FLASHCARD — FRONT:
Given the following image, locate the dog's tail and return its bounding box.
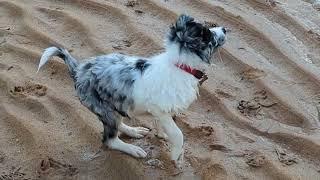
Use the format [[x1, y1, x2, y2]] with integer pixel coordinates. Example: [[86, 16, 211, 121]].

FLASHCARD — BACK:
[[37, 47, 79, 80]]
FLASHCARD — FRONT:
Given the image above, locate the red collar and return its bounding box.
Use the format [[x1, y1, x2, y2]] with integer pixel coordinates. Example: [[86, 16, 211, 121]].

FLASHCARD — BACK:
[[175, 64, 204, 80]]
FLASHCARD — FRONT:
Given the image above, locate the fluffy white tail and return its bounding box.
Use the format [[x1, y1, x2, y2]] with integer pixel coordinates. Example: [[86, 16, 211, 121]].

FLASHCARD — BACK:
[[37, 46, 78, 79], [37, 47, 61, 73]]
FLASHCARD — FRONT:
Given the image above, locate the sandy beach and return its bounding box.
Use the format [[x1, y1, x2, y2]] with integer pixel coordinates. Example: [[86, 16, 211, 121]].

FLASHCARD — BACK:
[[1, 0, 320, 179]]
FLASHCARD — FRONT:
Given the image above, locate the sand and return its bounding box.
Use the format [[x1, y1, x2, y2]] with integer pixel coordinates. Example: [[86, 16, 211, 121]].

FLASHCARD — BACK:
[[1, 0, 320, 179]]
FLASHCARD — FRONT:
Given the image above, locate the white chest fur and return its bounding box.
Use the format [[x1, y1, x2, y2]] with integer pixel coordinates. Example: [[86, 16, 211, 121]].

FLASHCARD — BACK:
[[132, 55, 199, 114]]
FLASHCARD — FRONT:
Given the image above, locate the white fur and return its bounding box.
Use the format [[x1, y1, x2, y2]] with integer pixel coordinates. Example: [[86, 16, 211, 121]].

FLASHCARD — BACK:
[[153, 119, 169, 140], [107, 137, 147, 158], [119, 122, 149, 138], [210, 27, 226, 46], [37, 47, 61, 73], [152, 111, 184, 168], [132, 43, 200, 114]]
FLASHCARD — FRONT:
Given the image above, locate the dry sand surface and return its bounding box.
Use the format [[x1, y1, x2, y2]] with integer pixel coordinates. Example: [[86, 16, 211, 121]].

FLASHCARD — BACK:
[[1, 0, 320, 179]]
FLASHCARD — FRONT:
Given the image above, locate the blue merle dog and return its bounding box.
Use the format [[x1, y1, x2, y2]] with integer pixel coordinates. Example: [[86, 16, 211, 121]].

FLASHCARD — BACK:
[[37, 14, 226, 168]]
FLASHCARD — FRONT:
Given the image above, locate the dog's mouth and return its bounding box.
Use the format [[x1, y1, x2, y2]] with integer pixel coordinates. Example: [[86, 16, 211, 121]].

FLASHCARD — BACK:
[[214, 35, 226, 48], [217, 38, 226, 47]]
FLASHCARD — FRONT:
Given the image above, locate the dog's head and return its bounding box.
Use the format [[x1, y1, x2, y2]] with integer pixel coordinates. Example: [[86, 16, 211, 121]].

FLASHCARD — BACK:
[[168, 14, 226, 64]]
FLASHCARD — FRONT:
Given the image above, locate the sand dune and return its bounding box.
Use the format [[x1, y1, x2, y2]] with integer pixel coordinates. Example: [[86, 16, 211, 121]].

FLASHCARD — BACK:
[[1, 0, 320, 179]]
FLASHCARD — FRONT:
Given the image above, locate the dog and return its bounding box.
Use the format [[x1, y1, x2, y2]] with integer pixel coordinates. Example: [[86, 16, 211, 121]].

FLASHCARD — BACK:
[[37, 14, 226, 168]]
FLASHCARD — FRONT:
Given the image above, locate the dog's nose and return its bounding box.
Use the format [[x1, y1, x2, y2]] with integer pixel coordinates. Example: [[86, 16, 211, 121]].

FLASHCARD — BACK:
[[222, 27, 226, 34]]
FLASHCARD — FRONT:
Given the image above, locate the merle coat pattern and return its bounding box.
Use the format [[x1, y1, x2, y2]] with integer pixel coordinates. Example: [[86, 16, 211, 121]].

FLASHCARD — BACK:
[[75, 54, 150, 142]]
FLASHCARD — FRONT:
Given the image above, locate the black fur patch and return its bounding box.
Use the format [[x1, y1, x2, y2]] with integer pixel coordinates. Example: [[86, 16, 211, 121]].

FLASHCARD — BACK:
[[135, 59, 150, 73], [168, 14, 218, 63], [57, 47, 66, 59], [124, 79, 135, 87], [83, 62, 93, 70], [118, 95, 127, 102], [57, 53, 66, 59]]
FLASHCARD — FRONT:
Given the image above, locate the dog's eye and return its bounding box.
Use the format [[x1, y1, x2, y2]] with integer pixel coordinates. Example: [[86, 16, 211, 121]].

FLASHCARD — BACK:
[[202, 28, 212, 43]]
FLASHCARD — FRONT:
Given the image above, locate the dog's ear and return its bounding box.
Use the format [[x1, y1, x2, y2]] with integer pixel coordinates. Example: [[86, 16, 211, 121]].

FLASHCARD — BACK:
[[168, 14, 211, 51], [168, 14, 196, 44], [175, 14, 194, 31]]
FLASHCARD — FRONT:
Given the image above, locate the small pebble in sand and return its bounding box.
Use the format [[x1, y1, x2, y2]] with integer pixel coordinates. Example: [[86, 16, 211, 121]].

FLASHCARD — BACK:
[[134, 10, 144, 14], [7, 66, 14, 71], [209, 144, 230, 152]]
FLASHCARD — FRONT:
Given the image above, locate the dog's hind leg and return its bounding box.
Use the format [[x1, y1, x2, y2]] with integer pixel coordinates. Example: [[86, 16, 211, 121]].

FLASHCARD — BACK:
[[107, 136, 147, 158], [99, 112, 147, 158], [119, 122, 150, 138]]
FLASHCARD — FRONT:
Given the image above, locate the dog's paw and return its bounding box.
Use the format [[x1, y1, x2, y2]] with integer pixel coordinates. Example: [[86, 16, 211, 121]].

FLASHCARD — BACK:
[[171, 147, 184, 170], [130, 127, 150, 138], [107, 137, 147, 158], [121, 125, 150, 139], [172, 151, 184, 171], [126, 144, 148, 158], [155, 131, 168, 140]]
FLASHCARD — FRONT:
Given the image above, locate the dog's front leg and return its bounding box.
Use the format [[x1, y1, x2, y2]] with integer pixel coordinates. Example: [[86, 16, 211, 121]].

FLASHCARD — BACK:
[[153, 112, 184, 169], [119, 122, 150, 138], [153, 119, 168, 140]]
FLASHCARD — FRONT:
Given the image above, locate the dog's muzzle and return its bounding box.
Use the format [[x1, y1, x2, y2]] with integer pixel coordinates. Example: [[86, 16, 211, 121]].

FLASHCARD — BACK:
[[210, 27, 227, 46]]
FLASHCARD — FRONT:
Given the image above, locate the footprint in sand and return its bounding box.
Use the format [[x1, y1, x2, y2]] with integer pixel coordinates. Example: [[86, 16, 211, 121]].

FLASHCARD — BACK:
[[10, 82, 47, 97], [38, 157, 78, 178]]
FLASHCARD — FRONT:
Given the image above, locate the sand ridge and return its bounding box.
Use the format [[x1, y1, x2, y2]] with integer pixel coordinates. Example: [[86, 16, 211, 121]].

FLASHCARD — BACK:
[[0, 0, 320, 179]]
